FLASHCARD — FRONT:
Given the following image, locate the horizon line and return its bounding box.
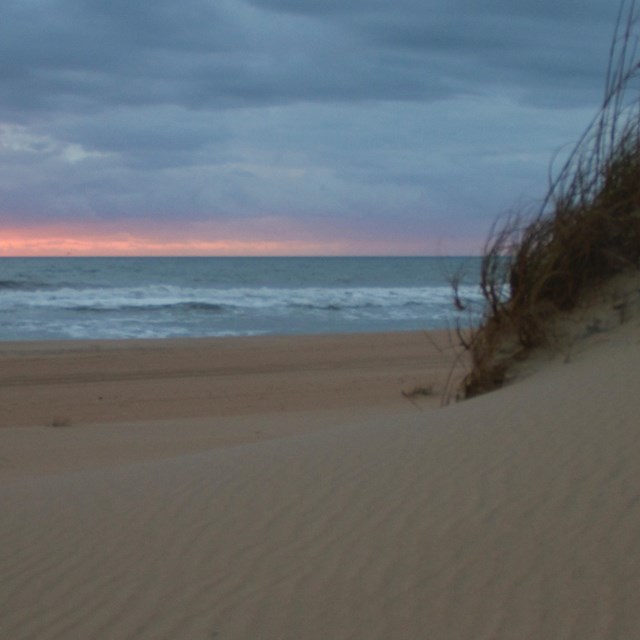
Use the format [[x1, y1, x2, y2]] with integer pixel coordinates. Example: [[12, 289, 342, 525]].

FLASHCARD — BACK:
[[0, 253, 481, 259]]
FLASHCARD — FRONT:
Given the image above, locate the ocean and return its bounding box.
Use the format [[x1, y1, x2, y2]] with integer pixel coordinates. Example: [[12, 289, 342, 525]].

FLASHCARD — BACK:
[[0, 257, 483, 341]]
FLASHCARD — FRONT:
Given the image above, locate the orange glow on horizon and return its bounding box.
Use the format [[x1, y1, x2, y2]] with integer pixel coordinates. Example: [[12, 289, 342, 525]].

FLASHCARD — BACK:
[[0, 221, 480, 257], [0, 227, 341, 257], [0, 223, 395, 257]]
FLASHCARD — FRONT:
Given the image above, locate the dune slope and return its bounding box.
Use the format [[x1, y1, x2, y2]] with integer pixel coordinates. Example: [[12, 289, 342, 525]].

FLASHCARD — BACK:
[[1, 318, 639, 639]]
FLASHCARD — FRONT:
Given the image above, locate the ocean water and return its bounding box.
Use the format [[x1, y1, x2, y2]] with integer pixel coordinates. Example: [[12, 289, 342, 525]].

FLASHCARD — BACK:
[[0, 257, 483, 341]]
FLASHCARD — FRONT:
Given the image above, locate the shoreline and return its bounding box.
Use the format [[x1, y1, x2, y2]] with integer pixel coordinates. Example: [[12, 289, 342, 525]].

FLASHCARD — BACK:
[[0, 327, 451, 349]]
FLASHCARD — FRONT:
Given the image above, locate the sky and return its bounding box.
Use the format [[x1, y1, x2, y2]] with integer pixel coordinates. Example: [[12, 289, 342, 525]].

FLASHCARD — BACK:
[[0, 0, 628, 256]]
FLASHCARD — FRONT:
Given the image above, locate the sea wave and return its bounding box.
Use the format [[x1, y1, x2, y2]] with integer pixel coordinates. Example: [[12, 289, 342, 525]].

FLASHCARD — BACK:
[[0, 278, 52, 291], [71, 301, 228, 314], [0, 257, 484, 340], [2, 284, 482, 313]]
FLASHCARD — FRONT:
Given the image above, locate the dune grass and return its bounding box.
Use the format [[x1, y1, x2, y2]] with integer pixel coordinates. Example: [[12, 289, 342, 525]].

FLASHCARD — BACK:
[[459, 0, 640, 397]]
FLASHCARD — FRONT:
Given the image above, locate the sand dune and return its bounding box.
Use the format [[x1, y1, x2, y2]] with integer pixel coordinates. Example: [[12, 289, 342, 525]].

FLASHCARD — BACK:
[[1, 317, 639, 639]]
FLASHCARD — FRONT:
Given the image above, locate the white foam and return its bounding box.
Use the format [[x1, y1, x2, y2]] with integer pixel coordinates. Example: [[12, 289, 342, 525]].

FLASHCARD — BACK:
[[2, 284, 482, 312]]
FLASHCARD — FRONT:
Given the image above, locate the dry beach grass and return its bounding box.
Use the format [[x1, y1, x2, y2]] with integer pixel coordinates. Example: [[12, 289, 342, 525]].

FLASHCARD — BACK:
[[459, 0, 640, 396]]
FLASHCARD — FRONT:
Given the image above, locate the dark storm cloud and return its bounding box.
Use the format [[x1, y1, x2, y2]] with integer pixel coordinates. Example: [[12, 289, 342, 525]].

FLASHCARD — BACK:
[[0, 0, 628, 251], [0, 0, 618, 117], [249, 0, 617, 107], [1, 0, 252, 114]]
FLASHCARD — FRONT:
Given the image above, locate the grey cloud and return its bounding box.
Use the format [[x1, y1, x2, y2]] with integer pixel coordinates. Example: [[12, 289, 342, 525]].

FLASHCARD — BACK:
[[250, 0, 618, 105], [1, 0, 262, 115], [48, 107, 231, 168], [1, 0, 619, 120], [0, 0, 627, 252]]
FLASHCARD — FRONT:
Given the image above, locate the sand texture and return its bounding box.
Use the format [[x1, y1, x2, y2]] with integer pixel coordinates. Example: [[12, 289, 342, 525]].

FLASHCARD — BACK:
[[1, 319, 639, 639]]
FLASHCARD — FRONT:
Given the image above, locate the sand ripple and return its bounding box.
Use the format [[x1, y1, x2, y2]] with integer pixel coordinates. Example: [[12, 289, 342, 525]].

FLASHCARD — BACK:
[[1, 325, 640, 638]]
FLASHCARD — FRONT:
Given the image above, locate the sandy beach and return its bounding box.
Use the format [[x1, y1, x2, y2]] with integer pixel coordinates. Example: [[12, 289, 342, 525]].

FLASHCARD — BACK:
[[1, 318, 639, 638], [0, 331, 458, 476]]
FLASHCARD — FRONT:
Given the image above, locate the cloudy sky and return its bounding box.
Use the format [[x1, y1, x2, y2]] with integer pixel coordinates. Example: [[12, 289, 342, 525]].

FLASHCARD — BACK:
[[0, 0, 626, 255]]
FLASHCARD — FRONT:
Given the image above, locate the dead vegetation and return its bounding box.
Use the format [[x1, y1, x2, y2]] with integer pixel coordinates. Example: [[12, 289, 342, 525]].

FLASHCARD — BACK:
[[458, 0, 640, 397]]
